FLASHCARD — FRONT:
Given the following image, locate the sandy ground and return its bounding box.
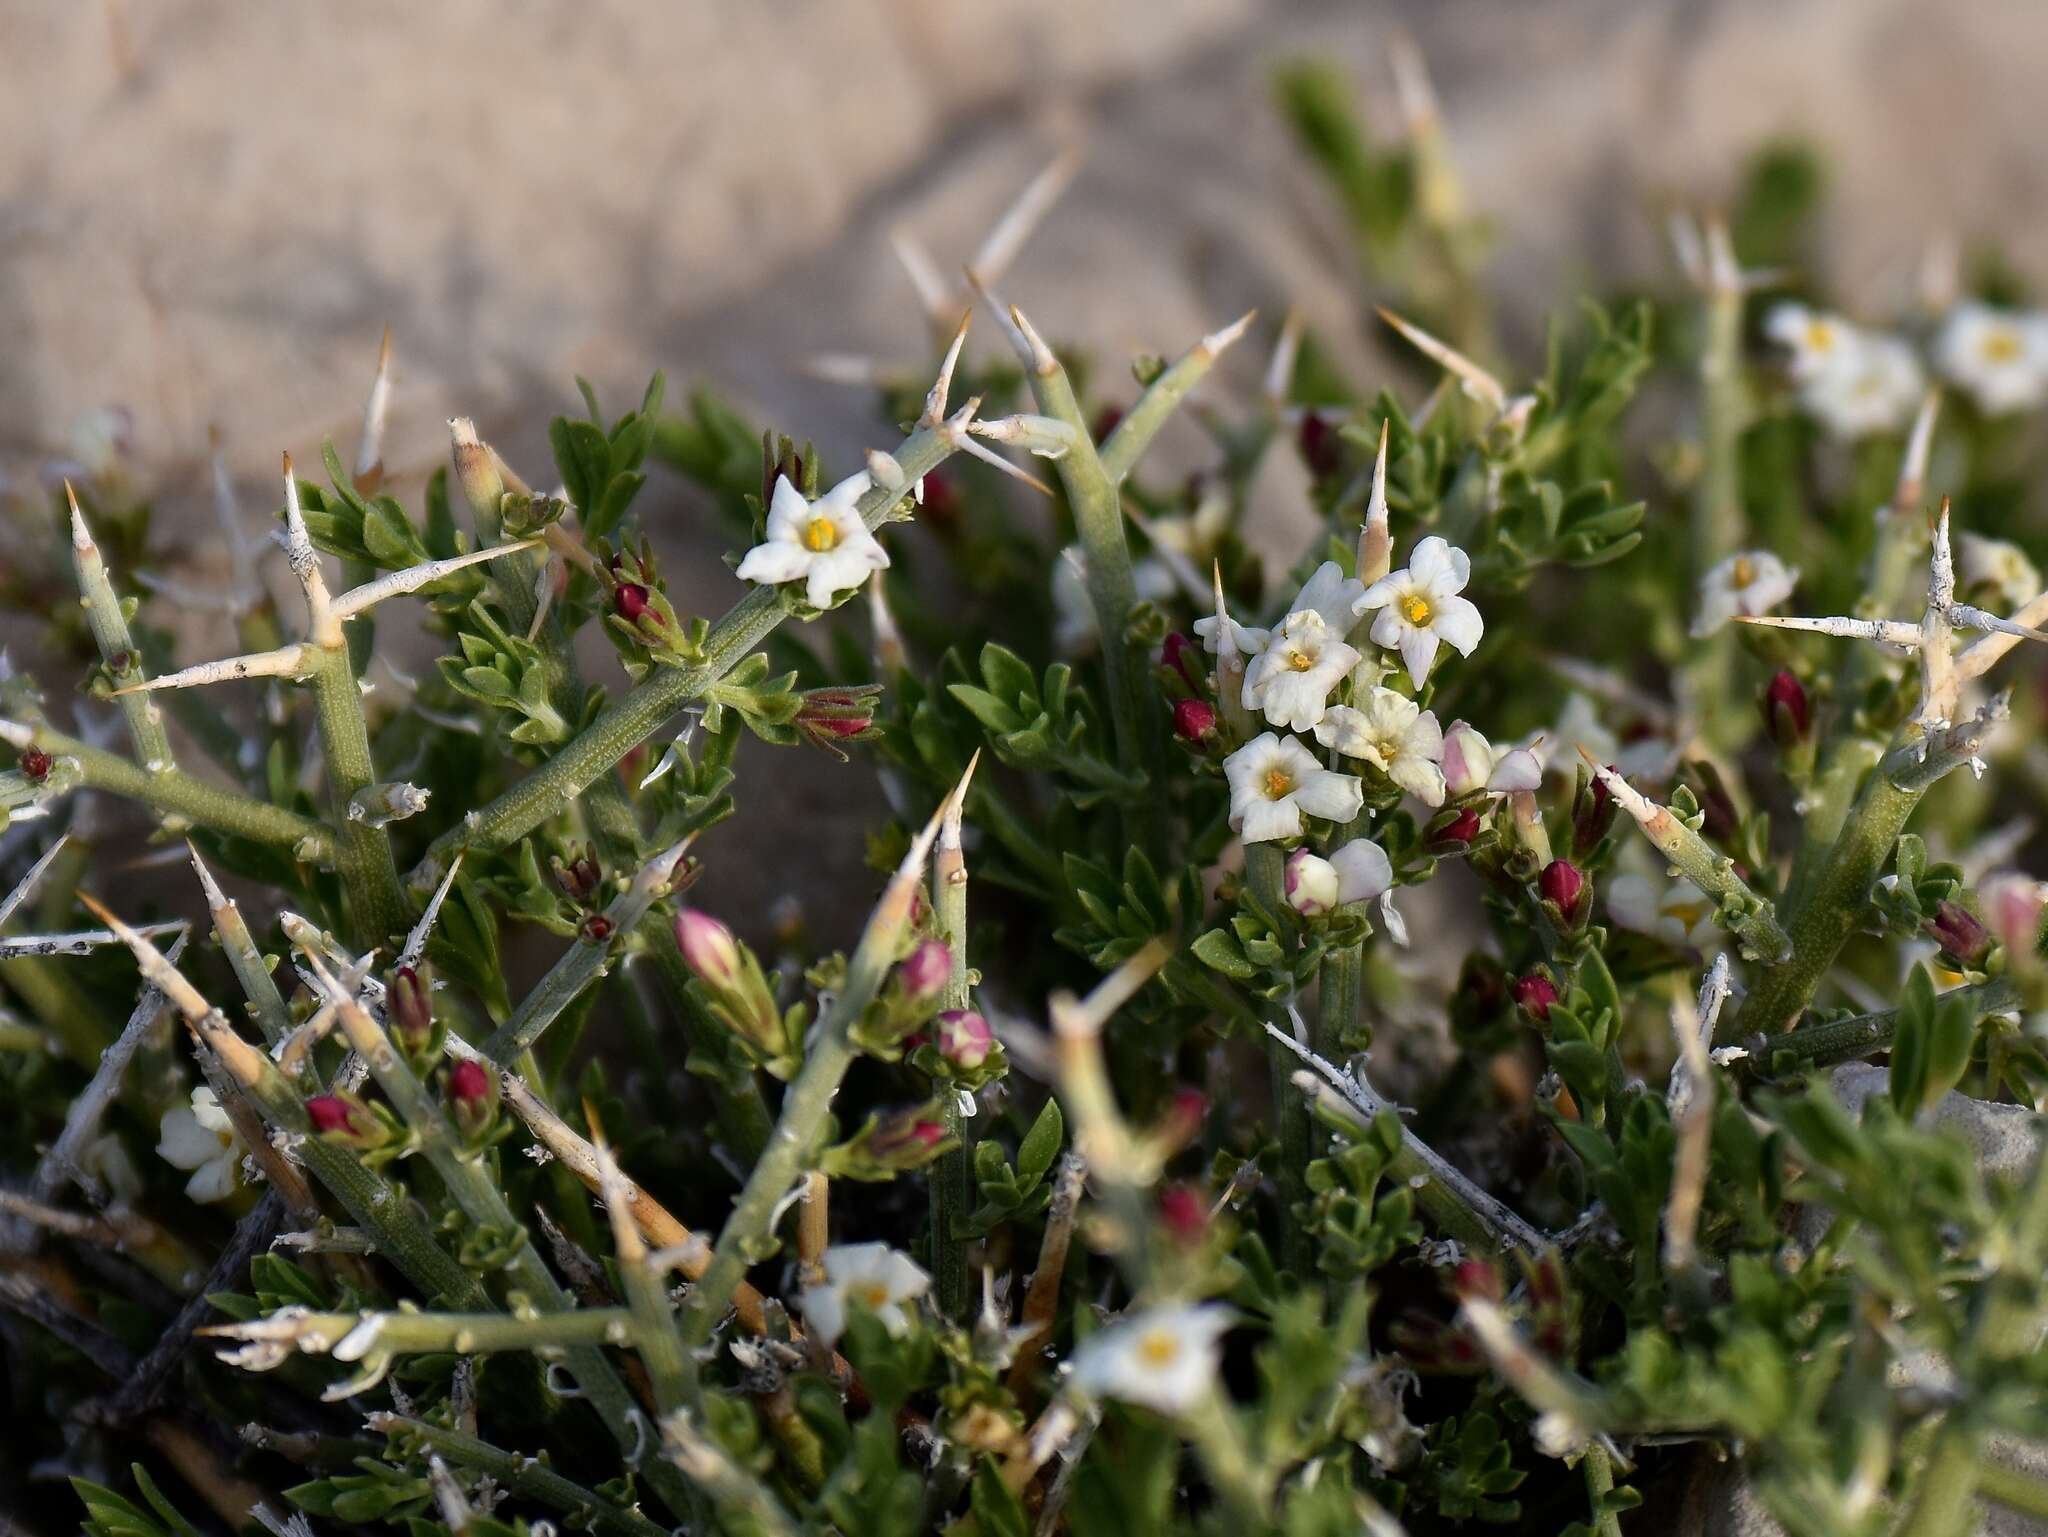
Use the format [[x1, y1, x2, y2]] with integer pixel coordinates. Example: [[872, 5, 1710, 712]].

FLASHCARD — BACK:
[[4, 0, 2047, 928]]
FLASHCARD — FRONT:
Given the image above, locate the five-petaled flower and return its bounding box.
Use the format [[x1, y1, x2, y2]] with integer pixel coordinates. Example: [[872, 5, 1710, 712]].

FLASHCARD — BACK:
[[1692, 550, 1797, 637], [736, 472, 890, 610], [800, 1242, 930, 1347], [1068, 1302, 1235, 1415], [157, 1085, 245, 1204], [1242, 611, 1361, 732], [1355, 536, 1483, 687], [1315, 687, 1448, 806], [1223, 732, 1364, 844]]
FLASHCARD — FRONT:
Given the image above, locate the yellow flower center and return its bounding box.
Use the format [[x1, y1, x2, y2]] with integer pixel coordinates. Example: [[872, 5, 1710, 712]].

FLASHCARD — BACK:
[[1665, 900, 1710, 929], [1982, 329, 2023, 364], [1137, 1329, 1183, 1368], [1286, 647, 1315, 672], [1262, 767, 1295, 801], [853, 1280, 892, 1310], [1730, 557, 1755, 589], [1400, 592, 1434, 626], [802, 515, 840, 553], [1804, 318, 1835, 351], [1376, 735, 1405, 763]]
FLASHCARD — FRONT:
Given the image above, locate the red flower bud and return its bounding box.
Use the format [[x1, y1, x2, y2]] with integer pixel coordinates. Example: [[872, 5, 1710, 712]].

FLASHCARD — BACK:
[[1173, 697, 1218, 746], [306, 1095, 362, 1137], [1925, 900, 1992, 969], [1158, 1183, 1208, 1243], [579, 913, 615, 944], [1761, 669, 1810, 747], [1428, 804, 1484, 853], [898, 939, 953, 1003], [1161, 631, 1203, 690], [1092, 405, 1125, 443], [388, 964, 433, 1047], [20, 746, 51, 783], [1452, 1258, 1504, 1302], [1512, 973, 1560, 1021], [1539, 859, 1588, 924], [447, 1058, 493, 1105], [615, 582, 653, 623], [1297, 411, 1343, 481], [1570, 767, 1618, 860]]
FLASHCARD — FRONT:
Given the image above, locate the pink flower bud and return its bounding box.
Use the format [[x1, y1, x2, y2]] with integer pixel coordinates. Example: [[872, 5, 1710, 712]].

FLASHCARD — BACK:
[[1158, 1183, 1208, 1243], [937, 1009, 993, 1069], [20, 746, 51, 783], [1428, 804, 1483, 853], [1453, 1257, 1504, 1302], [306, 1095, 363, 1137], [1981, 874, 2048, 958], [674, 909, 741, 987], [388, 964, 433, 1047], [615, 582, 654, 623], [898, 939, 953, 1003], [1512, 973, 1559, 1021], [1162, 631, 1203, 689], [1297, 410, 1342, 481], [1571, 767, 1618, 859], [1924, 901, 1992, 968], [447, 1059, 493, 1105], [1173, 697, 1218, 746], [1761, 669, 1811, 747]]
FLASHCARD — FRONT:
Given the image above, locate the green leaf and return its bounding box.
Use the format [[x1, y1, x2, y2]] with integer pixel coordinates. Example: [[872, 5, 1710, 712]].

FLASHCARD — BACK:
[[1016, 1096, 1064, 1188], [1192, 927, 1256, 981], [550, 417, 613, 515]]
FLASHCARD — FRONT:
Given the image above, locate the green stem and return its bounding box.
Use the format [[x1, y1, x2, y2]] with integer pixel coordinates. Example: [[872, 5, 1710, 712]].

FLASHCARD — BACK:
[[1582, 1442, 1624, 1537], [1738, 980, 2015, 1078], [406, 422, 959, 887], [1977, 1460, 2048, 1522], [929, 818, 972, 1321], [1246, 845, 1311, 1278], [1318, 942, 1362, 1059], [17, 722, 330, 856], [307, 645, 410, 948], [71, 514, 178, 775], [1731, 770, 1920, 1042], [369, 1414, 668, 1537]]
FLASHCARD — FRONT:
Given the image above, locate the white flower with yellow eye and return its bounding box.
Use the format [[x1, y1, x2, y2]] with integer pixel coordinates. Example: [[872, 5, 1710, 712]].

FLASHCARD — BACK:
[[1606, 872, 1717, 949], [1765, 303, 1855, 384], [1355, 537, 1482, 687], [1935, 301, 2048, 415], [1315, 688, 1446, 806], [1069, 1303, 1234, 1415], [736, 472, 889, 610], [1800, 331, 1924, 439], [1223, 733, 1364, 844], [1957, 533, 2041, 611], [1243, 611, 1362, 732], [1692, 550, 1798, 637], [800, 1242, 929, 1348], [157, 1086, 245, 1204]]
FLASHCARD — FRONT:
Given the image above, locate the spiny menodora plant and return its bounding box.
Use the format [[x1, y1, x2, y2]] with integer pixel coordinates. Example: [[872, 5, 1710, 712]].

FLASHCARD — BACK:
[[9, 44, 2048, 1537]]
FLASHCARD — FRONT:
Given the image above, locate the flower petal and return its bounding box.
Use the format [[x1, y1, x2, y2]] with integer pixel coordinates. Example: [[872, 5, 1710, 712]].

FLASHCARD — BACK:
[[736, 542, 809, 586], [1292, 767, 1364, 824], [1397, 627, 1440, 688], [1407, 536, 1469, 593], [1431, 595, 1483, 656], [1330, 839, 1392, 904], [766, 475, 812, 538], [1239, 796, 1302, 844]]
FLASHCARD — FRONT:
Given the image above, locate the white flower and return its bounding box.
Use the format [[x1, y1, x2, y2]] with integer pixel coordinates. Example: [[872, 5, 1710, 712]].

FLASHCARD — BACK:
[[1957, 533, 2041, 610], [1548, 695, 1675, 781], [1764, 303, 1856, 385], [1053, 545, 1178, 655], [1330, 837, 1407, 945], [1692, 550, 1798, 637], [1355, 537, 1483, 687], [1069, 1303, 1234, 1415], [1440, 720, 1543, 798], [1606, 873, 1717, 949], [735, 472, 889, 610], [1223, 733, 1364, 844], [800, 1242, 930, 1347], [1243, 611, 1362, 732], [1935, 301, 2048, 415], [157, 1086, 245, 1204], [1798, 330, 1924, 439], [81, 1133, 143, 1203], [1315, 688, 1446, 806], [1192, 559, 1360, 662], [1285, 848, 1341, 916]]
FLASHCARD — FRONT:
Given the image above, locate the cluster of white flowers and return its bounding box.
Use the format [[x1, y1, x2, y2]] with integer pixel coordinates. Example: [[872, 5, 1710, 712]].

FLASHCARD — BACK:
[[1767, 299, 2048, 436]]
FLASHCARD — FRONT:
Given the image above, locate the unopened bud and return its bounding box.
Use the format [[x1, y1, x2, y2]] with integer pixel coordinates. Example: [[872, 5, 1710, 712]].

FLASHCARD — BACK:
[[615, 582, 655, 624], [898, 939, 953, 1004], [306, 1094, 368, 1139], [20, 746, 51, 783], [674, 909, 741, 987], [1981, 874, 2048, 958], [449, 418, 506, 520], [1761, 669, 1811, 747], [1440, 721, 1494, 800], [937, 1008, 993, 1070], [1285, 848, 1341, 916], [1427, 804, 1483, 854], [1297, 410, 1343, 481], [1173, 697, 1219, 747], [1158, 1183, 1208, 1243], [551, 848, 604, 906], [1570, 765, 1619, 860], [387, 964, 434, 1048], [1512, 973, 1559, 1022], [1924, 901, 1992, 969], [1539, 859, 1588, 926], [1452, 1257, 1504, 1302], [446, 1058, 497, 1135]]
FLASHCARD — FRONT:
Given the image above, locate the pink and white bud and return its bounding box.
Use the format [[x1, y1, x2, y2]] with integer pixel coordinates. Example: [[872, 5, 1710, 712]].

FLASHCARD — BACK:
[[1981, 874, 2048, 958], [936, 1009, 994, 1070], [1440, 721, 1494, 799], [1285, 848, 1342, 916], [898, 939, 954, 1003], [674, 909, 742, 988], [1487, 746, 1544, 794]]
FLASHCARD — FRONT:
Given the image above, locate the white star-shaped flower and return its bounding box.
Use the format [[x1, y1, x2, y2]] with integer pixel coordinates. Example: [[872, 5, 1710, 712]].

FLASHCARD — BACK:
[[157, 1085, 245, 1204], [1958, 533, 2042, 611], [1223, 732, 1364, 844], [1243, 611, 1362, 732], [1069, 1303, 1234, 1415], [1692, 550, 1798, 637], [736, 472, 889, 610], [1935, 301, 2048, 415], [1355, 537, 1483, 687], [1315, 687, 1446, 806], [799, 1242, 930, 1347], [1764, 303, 1855, 384], [1801, 331, 1925, 440]]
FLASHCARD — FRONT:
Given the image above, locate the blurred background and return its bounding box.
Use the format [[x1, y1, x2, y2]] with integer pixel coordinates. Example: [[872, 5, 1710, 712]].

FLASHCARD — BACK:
[[3, 0, 2046, 923]]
